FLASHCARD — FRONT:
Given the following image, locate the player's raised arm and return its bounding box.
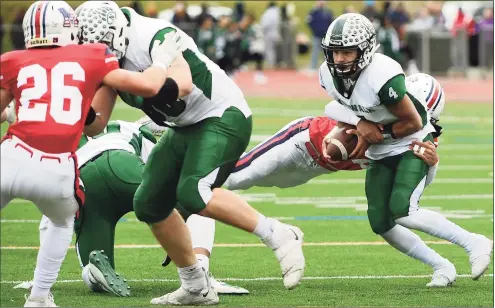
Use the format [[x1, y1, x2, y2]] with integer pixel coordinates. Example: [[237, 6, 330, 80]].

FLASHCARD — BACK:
[[102, 31, 183, 97]]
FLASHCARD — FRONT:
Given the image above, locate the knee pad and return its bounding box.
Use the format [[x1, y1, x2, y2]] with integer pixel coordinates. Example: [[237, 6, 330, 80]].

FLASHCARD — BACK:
[[133, 193, 173, 224]]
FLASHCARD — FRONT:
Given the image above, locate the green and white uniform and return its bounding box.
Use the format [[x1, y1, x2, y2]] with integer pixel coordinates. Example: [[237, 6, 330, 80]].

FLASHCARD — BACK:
[[117, 8, 253, 223], [319, 53, 435, 160], [74, 121, 156, 268], [319, 53, 436, 235], [118, 7, 251, 126]]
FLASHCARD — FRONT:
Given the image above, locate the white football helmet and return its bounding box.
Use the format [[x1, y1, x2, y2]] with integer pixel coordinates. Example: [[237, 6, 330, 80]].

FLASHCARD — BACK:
[[22, 1, 79, 49], [406, 73, 446, 124], [76, 1, 129, 59], [321, 13, 380, 79]]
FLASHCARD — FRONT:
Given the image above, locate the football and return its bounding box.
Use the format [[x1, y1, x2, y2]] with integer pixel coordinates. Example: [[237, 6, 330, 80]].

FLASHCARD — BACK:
[[325, 124, 359, 161]]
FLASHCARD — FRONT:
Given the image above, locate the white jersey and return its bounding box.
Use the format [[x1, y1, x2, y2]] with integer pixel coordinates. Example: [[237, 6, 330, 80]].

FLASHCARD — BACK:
[[119, 7, 251, 127], [76, 121, 156, 167], [319, 53, 435, 160]]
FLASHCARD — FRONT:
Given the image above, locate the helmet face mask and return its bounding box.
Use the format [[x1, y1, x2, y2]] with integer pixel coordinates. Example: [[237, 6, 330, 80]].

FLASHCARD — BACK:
[[76, 1, 129, 59], [322, 13, 379, 80]]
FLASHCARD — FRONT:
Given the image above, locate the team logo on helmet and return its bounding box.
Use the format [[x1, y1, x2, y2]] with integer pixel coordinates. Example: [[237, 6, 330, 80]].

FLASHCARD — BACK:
[[58, 7, 78, 28], [106, 11, 116, 25]]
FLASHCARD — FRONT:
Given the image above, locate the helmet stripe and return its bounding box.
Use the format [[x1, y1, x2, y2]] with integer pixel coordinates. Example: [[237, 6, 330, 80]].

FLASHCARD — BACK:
[[33, 2, 46, 38], [430, 89, 443, 114], [41, 2, 49, 38], [331, 15, 348, 38], [28, 3, 36, 39], [427, 78, 440, 108], [424, 76, 435, 103]]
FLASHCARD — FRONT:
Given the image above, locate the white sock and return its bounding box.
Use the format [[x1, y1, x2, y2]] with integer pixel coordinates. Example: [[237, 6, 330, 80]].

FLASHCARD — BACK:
[[178, 262, 207, 294], [396, 209, 474, 252], [30, 218, 74, 298], [186, 214, 215, 254], [381, 224, 449, 271], [252, 213, 275, 240], [196, 254, 210, 273]]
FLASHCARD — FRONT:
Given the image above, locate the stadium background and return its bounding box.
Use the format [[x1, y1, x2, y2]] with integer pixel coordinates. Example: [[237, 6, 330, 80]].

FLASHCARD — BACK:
[[0, 1, 493, 307]]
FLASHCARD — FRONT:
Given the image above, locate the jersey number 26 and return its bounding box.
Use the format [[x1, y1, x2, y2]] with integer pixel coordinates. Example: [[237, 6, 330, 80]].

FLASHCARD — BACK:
[[17, 62, 85, 125]]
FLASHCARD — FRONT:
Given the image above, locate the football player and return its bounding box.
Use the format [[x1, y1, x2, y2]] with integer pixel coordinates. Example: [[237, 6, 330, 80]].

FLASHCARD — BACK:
[[12, 118, 247, 296], [76, 1, 304, 305], [319, 13, 492, 287], [0, 1, 182, 306], [225, 73, 442, 191]]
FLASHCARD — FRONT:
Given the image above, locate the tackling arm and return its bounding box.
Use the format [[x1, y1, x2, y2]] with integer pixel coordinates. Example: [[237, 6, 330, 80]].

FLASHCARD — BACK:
[[103, 67, 169, 98], [324, 100, 361, 126], [84, 85, 117, 137]]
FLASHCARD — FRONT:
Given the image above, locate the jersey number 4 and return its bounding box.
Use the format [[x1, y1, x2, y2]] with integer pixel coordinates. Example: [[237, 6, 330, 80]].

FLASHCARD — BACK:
[[17, 63, 85, 125]]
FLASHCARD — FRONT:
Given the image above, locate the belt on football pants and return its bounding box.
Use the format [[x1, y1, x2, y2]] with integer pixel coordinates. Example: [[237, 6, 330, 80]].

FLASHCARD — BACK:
[[79, 150, 110, 170]]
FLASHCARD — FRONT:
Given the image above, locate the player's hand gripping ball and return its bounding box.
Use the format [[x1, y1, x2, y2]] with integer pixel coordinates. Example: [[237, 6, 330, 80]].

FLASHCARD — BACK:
[[324, 123, 358, 161]]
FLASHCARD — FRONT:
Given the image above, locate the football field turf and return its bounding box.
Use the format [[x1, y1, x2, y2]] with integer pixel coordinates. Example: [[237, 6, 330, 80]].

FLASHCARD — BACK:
[[1, 98, 493, 307]]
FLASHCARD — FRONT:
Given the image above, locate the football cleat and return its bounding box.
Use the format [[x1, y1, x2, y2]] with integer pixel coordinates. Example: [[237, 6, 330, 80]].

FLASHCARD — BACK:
[[24, 292, 57, 307], [210, 274, 249, 295], [426, 262, 456, 288], [262, 220, 305, 289], [150, 271, 218, 306], [87, 250, 131, 297], [468, 235, 493, 280]]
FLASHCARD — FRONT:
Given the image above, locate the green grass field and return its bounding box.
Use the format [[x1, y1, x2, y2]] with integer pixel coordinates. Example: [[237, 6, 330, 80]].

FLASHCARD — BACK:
[[1, 98, 493, 307]]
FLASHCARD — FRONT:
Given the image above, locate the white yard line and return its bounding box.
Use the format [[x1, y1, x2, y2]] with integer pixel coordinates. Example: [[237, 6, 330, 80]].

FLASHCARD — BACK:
[[308, 178, 493, 184], [0, 240, 460, 250], [2, 273, 492, 284]]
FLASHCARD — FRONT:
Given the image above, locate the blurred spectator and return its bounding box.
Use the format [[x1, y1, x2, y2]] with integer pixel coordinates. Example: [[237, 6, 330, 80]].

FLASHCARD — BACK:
[[239, 13, 267, 84], [361, 0, 381, 28], [215, 16, 231, 70], [11, 8, 26, 50], [196, 15, 216, 60], [232, 1, 245, 22], [260, 2, 281, 67], [377, 14, 401, 63], [479, 7, 494, 29], [196, 3, 214, 27], [407, 6, 435, 31], [172, 2, 195, 38], [130, 1, 145, 16], [306, 0, 333, 71], [388, 2, 410, 33], [146, 1, 158, 18], [279, 3, 297, 69]]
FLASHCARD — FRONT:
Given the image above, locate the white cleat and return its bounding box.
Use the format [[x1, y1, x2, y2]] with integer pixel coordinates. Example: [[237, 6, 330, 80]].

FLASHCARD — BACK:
[[426, 262, 456, 288], [24, 292, 57, 307], [263, 221, 305, 289], [468, 235, 493, 280], [210, 274, 249, 295], [150, 285, 219, 305]]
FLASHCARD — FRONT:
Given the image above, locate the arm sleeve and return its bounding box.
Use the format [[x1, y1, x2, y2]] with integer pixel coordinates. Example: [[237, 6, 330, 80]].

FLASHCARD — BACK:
[[378, 74, 407, 106], [324, 100, 361, 126], [425, 160, 439, 187]]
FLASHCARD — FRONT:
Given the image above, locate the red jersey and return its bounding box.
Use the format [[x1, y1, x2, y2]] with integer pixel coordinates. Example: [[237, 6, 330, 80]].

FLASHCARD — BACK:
[[0, 44, 119, 153], [306, 116, 369, 171]]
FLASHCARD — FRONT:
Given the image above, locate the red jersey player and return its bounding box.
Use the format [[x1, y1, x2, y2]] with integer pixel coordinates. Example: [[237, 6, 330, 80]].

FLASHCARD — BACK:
[[0, 1, 182, 306]]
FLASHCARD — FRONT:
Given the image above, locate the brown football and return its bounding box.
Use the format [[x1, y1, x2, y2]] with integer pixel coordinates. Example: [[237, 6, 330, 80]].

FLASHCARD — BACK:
[[325, 124, 358, 161]]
